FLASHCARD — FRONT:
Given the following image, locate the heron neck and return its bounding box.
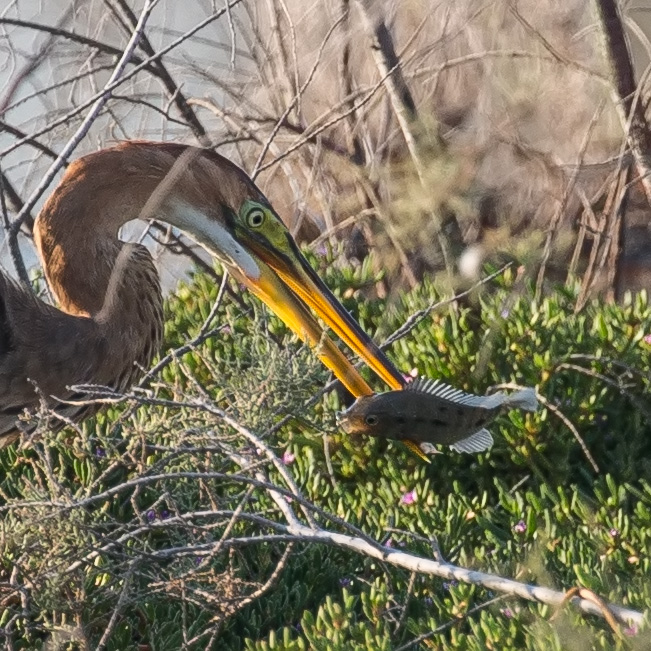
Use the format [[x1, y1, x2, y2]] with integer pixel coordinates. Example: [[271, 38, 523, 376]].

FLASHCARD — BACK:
[[34, 161, 164, 317], [32, 153, 166, 379]]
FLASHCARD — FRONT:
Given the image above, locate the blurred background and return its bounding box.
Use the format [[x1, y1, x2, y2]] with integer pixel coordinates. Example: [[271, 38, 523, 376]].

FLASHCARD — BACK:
[[1, 0, 650, 302]]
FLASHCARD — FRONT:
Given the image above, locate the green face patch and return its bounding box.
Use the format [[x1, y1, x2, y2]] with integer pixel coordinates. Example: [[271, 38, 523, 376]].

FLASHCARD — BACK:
[[238, 199, 292, 253]]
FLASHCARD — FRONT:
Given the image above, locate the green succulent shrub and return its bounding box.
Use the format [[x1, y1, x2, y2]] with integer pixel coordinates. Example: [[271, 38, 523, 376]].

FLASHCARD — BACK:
[[0, 254, 649, 650]]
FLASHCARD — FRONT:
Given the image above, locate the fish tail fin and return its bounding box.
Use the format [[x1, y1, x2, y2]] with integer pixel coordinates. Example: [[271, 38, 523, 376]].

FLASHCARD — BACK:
[[481, 387, 538, 412], [450, 428, 494, 454], [403, 439, 432, 463], [480, 392, 507, 409], [503, 387, 538, 412]]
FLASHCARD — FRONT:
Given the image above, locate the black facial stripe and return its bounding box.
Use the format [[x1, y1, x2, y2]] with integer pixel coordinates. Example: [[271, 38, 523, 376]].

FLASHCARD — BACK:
[[223, 205, 239, 230]]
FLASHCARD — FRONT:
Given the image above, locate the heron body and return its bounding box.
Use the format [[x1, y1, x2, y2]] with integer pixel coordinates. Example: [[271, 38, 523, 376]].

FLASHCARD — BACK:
[[0, 141, 406, 447]]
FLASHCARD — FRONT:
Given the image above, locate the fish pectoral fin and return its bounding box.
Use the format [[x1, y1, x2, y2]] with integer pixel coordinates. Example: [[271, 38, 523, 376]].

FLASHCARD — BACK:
[[402, 439, 432, 463], [449, 428, 494, 454], [419, 442, 442, 456]]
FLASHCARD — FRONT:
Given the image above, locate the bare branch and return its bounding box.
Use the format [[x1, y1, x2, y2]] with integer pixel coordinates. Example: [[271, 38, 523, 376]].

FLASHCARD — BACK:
[[0, 0, 243, 160], [103, 0, 210, 145], [7, 0, 161, 277], [595, 0, 651, 205]]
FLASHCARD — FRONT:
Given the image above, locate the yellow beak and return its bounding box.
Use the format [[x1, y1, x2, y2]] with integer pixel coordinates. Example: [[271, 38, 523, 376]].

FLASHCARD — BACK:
[[236, 235, 405, 398]]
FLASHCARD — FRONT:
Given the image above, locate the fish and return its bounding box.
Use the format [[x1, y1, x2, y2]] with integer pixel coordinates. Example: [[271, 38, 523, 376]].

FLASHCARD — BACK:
[[336, 377, 538, 459]]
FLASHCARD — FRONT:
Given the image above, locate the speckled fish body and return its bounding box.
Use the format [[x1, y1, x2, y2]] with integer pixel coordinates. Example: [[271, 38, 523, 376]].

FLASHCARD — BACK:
[[337, 378, 538, 455]]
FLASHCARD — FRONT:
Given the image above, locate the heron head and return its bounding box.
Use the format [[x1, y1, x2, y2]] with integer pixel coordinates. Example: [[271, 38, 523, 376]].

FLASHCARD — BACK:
[[149, 143, 403, 397]]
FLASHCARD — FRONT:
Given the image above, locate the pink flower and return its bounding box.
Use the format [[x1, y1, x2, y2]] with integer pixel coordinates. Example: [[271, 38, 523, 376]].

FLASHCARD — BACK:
[[403, 368, 419, 383], [609, 527, 619, 538], [401, 489, 417, 505], [501, 607, 514, 619], [513, 520, 526, 534], [623, 624, 638, 636], [282, 449, 295, 465], [644, 334, 651, 345]]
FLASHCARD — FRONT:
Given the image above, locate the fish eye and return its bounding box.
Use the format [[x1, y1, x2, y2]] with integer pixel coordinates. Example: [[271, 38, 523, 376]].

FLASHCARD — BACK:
[[246, 207, 266, 228], [365, 414, 379, 426]]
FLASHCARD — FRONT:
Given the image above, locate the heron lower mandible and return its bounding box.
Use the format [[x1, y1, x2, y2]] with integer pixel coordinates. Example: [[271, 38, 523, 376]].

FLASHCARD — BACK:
[[0, 141, 406, 446]]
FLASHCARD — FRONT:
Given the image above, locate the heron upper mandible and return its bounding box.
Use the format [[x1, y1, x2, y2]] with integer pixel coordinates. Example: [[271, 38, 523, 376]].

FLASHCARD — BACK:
[[0, 141, 406, 446]]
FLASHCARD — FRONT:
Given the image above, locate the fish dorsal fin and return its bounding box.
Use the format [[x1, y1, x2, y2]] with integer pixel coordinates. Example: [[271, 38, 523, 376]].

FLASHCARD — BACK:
[[450, 428, 494, 454], [407, 377, 487, 407]]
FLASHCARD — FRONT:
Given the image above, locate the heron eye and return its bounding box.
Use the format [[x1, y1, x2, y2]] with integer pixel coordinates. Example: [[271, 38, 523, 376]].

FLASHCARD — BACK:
[[365, 414, 379, 426], [246, 207, 266, 228]]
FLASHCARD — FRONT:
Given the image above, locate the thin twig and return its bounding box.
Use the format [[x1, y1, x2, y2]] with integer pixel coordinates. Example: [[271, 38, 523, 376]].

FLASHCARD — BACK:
[[536, 98, 607, 296], [517, 388, 599, 473], [0, 121, 59, 159], [7, 0, 160, 280], [394, 595, 509, 651], [0, 0, 243, 161], [382, 263, 511, 350], [95, 562, 135, 651], [251, 11, 346, 177], [103, 0, 210, 145]]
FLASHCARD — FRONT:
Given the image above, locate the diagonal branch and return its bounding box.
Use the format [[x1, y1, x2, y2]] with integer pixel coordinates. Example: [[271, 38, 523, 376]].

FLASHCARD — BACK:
[[6, 0, 160, 285], [270, 520, 644, 627], [0, 0, 243, 161], [103, 0, 210, 146]]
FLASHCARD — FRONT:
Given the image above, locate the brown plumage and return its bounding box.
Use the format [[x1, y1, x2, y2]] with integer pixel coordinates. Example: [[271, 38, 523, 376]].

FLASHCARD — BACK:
[[0, 141, 405, 445]]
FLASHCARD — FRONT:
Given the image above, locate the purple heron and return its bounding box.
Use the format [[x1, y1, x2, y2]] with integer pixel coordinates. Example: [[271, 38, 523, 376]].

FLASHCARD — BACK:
[[0, 141, 406, 447]]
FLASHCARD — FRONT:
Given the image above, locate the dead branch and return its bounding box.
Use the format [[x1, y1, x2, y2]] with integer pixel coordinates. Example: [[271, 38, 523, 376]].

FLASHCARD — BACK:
[[595, 0, 651, 206], [8, 407, 644, 630], [103, 0, 210, 145], [0, 0, 244, 160], [7, 0, 160, 260]]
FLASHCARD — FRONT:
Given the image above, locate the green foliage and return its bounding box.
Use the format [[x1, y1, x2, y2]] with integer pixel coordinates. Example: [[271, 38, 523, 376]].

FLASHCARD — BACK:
[[0, 258, 649, 650]]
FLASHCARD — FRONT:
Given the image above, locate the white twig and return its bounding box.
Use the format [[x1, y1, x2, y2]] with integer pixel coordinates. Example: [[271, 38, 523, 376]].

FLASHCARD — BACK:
[[224, 0, 237, 69], [67, 518, 645, 628], [10, 459, 644, 628], [274, 523, 644, 627]]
